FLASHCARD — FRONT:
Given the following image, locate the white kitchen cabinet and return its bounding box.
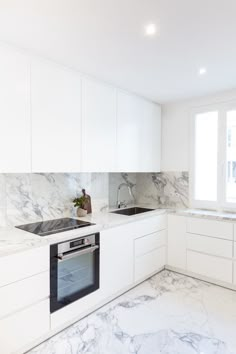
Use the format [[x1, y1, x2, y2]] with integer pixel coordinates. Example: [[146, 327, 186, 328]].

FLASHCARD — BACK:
[[117, 91, 161, 172], [0, 271, 49, 319], [81, 78, 116, 172], [187, 250, 232, 284], [186, 217, 233, 240], [135, 246, 166, 282], [135, 230, 166, 257], [0, 45, 31, 172], [167, 215, 187, 270], [134, 230, 166, 282], [0, 299, 49, 354], [187, 233, 233, 258], [100, 225, 134, 298], [0, 245, 49, 287], [31, 59, 82, 172]]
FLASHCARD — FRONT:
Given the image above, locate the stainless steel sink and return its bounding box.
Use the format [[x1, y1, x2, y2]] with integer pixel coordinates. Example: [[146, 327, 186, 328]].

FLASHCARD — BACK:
[[111, 207, 154, 216]]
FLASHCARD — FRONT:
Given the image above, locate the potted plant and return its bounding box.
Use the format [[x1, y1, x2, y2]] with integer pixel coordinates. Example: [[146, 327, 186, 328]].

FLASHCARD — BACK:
[[73, 195, 88, 217]]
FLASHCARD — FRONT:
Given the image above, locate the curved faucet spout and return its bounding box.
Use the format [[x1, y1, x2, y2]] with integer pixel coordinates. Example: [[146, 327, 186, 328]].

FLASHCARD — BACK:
[[117, 183, 133, 209]]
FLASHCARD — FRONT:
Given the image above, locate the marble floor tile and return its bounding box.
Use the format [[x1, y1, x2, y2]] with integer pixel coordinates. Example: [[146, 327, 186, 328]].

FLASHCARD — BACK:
[[28, 271, 236, 354]]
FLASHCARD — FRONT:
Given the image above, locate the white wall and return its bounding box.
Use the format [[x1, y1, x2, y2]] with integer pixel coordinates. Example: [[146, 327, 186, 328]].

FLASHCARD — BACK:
[[161, 89, 236, 171]]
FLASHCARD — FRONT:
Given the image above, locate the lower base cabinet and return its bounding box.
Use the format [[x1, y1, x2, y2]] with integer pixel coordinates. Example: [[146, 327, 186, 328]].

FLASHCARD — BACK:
[[100, 225, 134, 298], [0, 299, 49, 354], [134, 230, 166, 282], [187, 251, 233, 284], [135, 246, 166, 282]]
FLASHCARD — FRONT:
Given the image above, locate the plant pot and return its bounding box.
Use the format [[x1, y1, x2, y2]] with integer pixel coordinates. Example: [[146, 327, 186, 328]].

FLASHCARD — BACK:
[[77, 208, 87, 217]]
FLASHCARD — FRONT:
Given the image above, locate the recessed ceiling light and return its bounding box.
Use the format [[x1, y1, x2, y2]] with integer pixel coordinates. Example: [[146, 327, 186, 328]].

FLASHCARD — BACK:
[[198, 67, 207, 76], [145, 23, 156, 36]]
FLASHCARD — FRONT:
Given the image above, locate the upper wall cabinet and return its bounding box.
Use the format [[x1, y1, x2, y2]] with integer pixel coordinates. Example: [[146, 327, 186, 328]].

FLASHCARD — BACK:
[[117, 91, 161, 172], [0, 46, 31, 172], [81, 78, 116, 172], [31, 59, 82, 172]]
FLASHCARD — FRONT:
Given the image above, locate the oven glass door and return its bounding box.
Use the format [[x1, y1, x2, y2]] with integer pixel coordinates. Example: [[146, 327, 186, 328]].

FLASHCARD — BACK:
[[50, 234, 99, 313]]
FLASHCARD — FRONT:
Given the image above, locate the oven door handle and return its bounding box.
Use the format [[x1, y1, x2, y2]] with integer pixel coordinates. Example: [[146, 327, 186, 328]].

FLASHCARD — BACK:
[[57, 245, 99, 261]]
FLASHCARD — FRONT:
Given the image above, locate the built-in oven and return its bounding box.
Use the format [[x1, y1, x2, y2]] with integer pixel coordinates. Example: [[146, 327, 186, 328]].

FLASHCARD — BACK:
[[50, 233, 99, 313]]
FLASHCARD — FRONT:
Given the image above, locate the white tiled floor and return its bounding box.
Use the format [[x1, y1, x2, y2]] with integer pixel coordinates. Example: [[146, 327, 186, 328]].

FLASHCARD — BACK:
[[28, 271, 236, 354]]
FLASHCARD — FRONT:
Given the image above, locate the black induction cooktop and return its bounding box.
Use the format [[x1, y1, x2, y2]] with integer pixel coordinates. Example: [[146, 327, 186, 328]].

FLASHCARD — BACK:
[[15, 217, 94, 236]]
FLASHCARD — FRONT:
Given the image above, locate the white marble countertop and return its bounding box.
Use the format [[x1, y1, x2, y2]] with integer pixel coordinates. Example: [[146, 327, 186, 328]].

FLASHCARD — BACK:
[[0, 205, 166, 258], [2, 205, 236, 259], [172, 208, 236, 221]]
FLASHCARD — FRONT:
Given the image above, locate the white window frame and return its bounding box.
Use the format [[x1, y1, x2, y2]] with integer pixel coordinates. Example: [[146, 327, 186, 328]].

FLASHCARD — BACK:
[[190, 100, 236, 211], [221, 101, 236, 210]]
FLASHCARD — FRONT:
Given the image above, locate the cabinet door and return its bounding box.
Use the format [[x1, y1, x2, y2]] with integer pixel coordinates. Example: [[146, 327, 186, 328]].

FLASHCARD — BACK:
[[186, 217, 233, 240], [31, 59, 81, 172], [0, 245, 49, 287], [0, 46, 31, 172], [0, 300, 49, 354], [167, 215, 187, 270], [117, 91, 161, 172], [100, 226, 134, 297], [187, 251, 232, 284], [135, 246, 166, 282], [81, 78, 116, 172], [134, 230, 166, 282], [0, 271, 49, 319]]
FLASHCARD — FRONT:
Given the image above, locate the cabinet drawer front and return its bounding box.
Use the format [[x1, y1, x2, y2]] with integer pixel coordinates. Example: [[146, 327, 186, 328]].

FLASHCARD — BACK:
[[0, 299, 49, 354], [187, 251, 232, 283], [0, 271, 49, 319], [109, 214, 166, 239], [135, 246, 166, 282], [135, 230, 166, 257], [186, 218, 233, 240], [134, 215, 167, 238], [0, 246, 49, 287], [234, 242, 236, 259], [187, 234, 233, 258]]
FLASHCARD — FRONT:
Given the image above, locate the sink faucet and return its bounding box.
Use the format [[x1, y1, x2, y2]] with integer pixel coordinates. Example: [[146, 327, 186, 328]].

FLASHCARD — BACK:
[[117, 183, 133, 209]]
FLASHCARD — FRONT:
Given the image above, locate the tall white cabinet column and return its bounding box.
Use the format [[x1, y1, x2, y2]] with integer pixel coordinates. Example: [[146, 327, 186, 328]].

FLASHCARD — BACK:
[[31, 59, 82, 172], [81, 78, 117, 172], [116, 91, 161, 172], [0, 46, 31, 172]]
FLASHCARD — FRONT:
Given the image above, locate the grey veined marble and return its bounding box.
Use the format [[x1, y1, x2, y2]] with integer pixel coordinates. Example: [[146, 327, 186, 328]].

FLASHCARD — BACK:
[[109, 173, 137, 207], [136, 172, 189, 208], [0, 173, 109, 226], [28, 270, 236, 354], [0, 172, 188, 227]]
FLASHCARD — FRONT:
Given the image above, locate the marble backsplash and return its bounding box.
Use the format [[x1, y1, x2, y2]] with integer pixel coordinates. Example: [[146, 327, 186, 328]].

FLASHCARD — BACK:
[[109, 172, 189, 209], [0, 173, 109, 227], [136, 172, 189, 209], [109, 173, 137, 208], [0, 171, 189, 227]]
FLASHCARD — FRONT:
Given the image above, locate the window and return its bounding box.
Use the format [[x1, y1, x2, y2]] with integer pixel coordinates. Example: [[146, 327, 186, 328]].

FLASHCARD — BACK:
[[191, 103, 236, 209], [226, 110, 236, 203]]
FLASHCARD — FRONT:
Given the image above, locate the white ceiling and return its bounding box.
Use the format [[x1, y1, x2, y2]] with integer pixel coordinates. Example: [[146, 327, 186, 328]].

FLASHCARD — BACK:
[[0, 0, 235, 103]]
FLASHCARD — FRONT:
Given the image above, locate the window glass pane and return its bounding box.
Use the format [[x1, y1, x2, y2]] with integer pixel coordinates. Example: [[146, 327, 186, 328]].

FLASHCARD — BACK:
[[194, 111, 218, 201], [226, 110, 236, 203]]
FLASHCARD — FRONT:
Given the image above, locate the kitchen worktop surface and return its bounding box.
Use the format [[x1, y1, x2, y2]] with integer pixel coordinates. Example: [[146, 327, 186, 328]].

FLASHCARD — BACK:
[[2, 205, 236, 258], [0, 205, 166, 258], [171, 208, 236, 221]]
